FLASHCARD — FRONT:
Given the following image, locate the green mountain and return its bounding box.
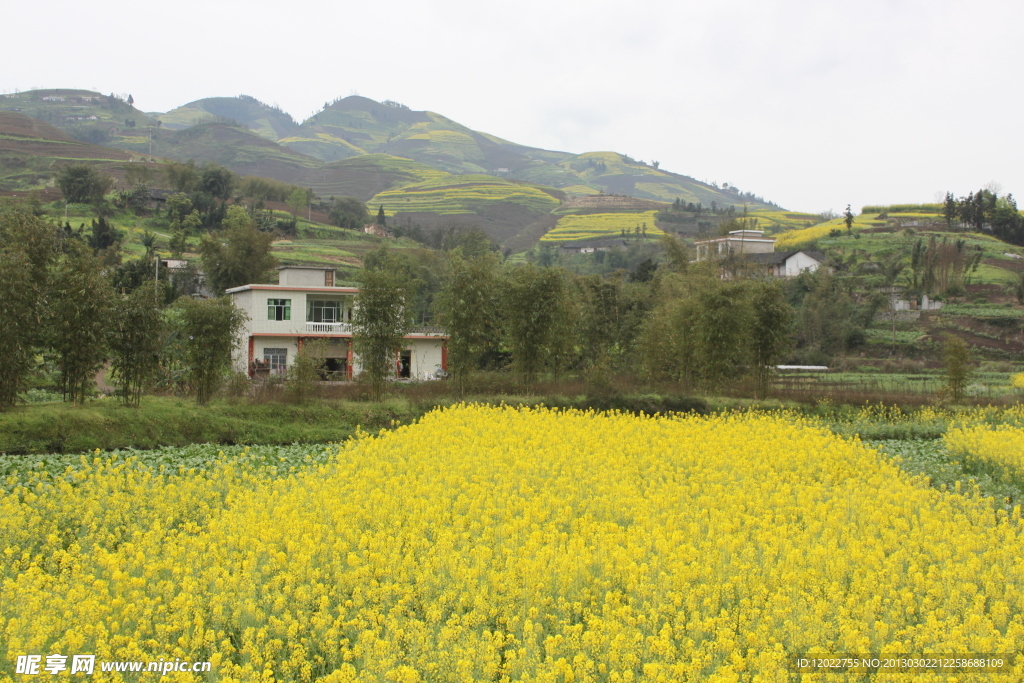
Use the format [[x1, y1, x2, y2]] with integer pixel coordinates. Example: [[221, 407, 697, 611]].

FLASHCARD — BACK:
[[0, 90, 782, 249], [156, 95, 299, 141], [280, 96, 773, 207], [0, 89, 158, 148]]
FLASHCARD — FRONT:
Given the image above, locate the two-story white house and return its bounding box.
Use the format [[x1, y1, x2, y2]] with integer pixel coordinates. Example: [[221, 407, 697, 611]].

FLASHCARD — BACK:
[[227, 266, 447, 381], [694, 229, 825, 278]]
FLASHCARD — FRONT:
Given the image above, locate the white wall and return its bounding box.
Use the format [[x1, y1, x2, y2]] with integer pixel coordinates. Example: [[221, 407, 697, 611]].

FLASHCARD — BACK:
[[784, 252, 822, 277], [278, 268, 333, 287]]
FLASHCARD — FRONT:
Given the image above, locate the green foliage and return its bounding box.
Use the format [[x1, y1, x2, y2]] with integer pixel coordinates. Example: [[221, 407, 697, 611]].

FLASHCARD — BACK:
[[55, 164, 113, 204], [749, 280, 793, 398], [200, 205, 277, 293], [287, 188, 309, 218], [0, 207, 58, 410], [353, 260, 412, 401], [942, 336, 972, 403], [108, 284, 164, 406], [87, 216, 122, 253], [165, 161, 199, 194], [198, 163, 235, 201], [328, 196, 369, 230], [50, 240, 114, 404], [172, 296, 248, 405], [501, 265, 573, 387], [796, 271, 864, 356], [639, 268, 790, 394], [165, 193, 193, 222], [169, 210, 200, 258], [286, 340, 326, 405], [434, 252, 501, 396], [0, 398, 405, 456]]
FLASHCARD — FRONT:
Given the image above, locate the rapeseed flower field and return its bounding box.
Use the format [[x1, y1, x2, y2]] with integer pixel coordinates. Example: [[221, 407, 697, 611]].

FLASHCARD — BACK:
[[541, 212, 663, 242], [2, 405, 1022, 681], [946, 424, 1024, 488]]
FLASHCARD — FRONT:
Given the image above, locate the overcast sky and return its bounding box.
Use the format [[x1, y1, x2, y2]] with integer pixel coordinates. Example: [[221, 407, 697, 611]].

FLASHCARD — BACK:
[[3, 0, 1021, 213]]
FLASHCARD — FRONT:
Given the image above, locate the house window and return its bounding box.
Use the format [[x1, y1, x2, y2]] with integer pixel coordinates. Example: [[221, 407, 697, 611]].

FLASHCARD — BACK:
[[307, 299, 341, 323], [268, 299, 291, 321], [263, 348, 288, 374]]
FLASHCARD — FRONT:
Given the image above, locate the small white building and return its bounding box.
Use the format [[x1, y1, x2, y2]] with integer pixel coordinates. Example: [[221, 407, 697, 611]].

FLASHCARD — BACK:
[[694, 230, 776, 260], [227, 266, 446, 381], [744, 250, 826, 277], [695, 229, 825, 278]]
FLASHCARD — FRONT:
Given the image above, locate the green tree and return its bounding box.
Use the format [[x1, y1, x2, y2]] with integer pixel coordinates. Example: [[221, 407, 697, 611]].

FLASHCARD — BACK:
[[174, 296, 248, 405], [376, 205, 387, 226], [165, 193, 193, 222], [501, 265, 571, 387], [108, 283, 164, 406], [50, 240, 115, 403], [88, 216, 122, 253], [749, 280, 793, 398], [56, 164, 113, 204], [140, 231, 157, 261], [941, 335, 972, 403], [329, 197, 369, 230], [692, 281, 751, 393], [943, 191, 957, 228], [353, 262, 412, 401], [169, 210, 201, 258], [165, 161, 199, 194], [0, 207, 58, 409], [287, 340, 327, 405], [287, 188, 308, 219], [434, 252, 501, 396], [200, 205, 277, 293], [844, 204, 854, 234], [199, 163, 235, 201]]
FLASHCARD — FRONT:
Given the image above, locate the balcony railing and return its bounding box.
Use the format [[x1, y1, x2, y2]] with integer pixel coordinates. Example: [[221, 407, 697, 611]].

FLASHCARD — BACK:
[[305, 322, 353, 334]]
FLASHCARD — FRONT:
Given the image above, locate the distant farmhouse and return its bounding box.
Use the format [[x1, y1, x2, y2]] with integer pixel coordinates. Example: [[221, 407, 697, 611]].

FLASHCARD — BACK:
[[557, 238, 629, 255], [694, 229, 825, 278], [227, 266, 446, 382]]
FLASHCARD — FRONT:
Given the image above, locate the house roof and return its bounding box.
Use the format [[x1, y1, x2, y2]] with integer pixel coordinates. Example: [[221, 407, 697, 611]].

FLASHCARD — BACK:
[[744, 250, 826, 265], [225, 284, 359, 294]]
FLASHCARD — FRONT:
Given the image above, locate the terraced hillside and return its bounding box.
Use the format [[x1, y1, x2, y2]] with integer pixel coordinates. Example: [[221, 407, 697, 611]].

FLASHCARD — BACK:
[[541, 210, 665, 242], [0, 90, 786, 250], [0, 111, 154, 190]]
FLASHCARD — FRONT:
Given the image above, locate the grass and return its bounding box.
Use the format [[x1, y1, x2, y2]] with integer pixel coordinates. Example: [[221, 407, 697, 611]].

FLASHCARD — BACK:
[[540, 210, 663, 242], [0, 395, 420, 455]]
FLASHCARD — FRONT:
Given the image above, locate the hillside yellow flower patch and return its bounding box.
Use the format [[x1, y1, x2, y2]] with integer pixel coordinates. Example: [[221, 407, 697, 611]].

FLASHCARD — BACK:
[[2, 406, 1023, 681]]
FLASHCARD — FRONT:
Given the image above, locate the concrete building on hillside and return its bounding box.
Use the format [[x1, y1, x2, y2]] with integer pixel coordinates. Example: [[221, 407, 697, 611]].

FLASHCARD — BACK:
[[694, 229, 776, 260], [227, 266, 446, 381], [744, 250, 827, 278], [694, 230, 825, 278]]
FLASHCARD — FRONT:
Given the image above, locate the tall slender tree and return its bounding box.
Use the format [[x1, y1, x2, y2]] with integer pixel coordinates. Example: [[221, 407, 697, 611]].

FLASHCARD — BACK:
[[108, 283, 165, 406], [434, 252, 501, 396], [0, 207, 58, 409], [353, 258, 412, 401], [50, 240, 114, 403]]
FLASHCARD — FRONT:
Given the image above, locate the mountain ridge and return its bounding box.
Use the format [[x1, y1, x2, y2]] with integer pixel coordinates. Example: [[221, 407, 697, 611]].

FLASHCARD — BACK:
[[0, 89, 783, 247]]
